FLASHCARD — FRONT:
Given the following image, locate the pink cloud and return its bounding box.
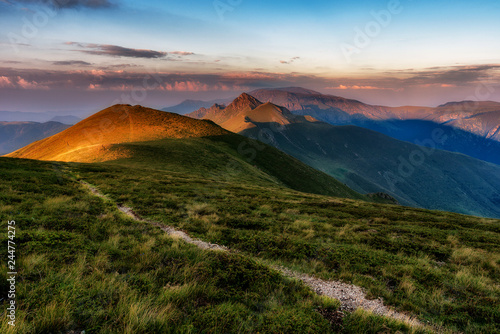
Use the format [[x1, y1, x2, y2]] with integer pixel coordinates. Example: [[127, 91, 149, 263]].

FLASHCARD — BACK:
[[0, 76, 16, 88], [418, 83, 457, 88], [326, 85, 382, 90], [88, 84, 102, 90], [222, 72, 287, 80], [159, 81, 247, 92], [16, 77, 49, 90], [162, 81, 209, 92]]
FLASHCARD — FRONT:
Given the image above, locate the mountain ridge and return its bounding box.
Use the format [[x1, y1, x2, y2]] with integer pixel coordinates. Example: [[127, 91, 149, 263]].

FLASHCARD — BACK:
[[189, 92, 500, 218], [5, 104, 230, 162], [4, 103, 371, 201]]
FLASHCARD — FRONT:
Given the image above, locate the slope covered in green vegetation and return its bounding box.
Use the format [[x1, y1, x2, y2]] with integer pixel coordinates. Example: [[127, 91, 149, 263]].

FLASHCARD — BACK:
[[1, 110, 499, 333], [71, 157, 499, 333], [190, 93, 500, 218], [0, 157, 434, 334], [240, 122, 500, 218], [103, 134, 368, 202]]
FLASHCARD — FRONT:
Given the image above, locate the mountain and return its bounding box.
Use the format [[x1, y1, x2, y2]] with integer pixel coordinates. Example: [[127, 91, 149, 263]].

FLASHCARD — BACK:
[[249, 88, 500, 164], [5, 104, 367, 201], [48, 115, 81, 125], [249, 87, 427, 121], [360, 119, 500, 165], [0, 121, 70, 155], [431, 101, 500, 141], [162, 98, 231, 114], [190, 93, 500, 218], [3, 102, 499, 333], [188, 93, 263, 124], [3, 147, 499, 333], [5, 104, 230, 163], [0, 110, 54, 122], [0, 110, 83, 123]]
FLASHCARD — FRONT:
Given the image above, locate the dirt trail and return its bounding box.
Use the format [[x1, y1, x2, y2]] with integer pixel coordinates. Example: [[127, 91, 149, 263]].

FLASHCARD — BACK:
[[80, 180, 428, 331]]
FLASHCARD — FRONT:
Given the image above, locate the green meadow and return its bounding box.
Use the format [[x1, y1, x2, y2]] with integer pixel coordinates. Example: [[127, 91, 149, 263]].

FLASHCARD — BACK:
[[0, 135, 498, 333]]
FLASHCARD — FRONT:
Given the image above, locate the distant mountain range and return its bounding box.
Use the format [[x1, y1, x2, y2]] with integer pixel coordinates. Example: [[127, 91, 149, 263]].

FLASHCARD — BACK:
[[0, 121, 70, 155], [170, 87, 500, 165], [0, 110, 81, 125], [162, 98, 230, 114], [188, 93, 500, 218], [250, 88, 500, 165], [4, 88, 500, 218], [5, 104, 372, 201], [250, 88, 500, 140]]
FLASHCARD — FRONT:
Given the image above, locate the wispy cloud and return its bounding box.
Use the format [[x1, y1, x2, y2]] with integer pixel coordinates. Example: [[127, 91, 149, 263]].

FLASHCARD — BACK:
[[390, 64, 500, 87], [170, 51, 195, 56], [11, 0, 115, 9], [67, 42, 167, 59], [323, 64, 500, 93], [53, 60, 92, 66], [280, 56, 300, 65], [326, 85, 390, 90]]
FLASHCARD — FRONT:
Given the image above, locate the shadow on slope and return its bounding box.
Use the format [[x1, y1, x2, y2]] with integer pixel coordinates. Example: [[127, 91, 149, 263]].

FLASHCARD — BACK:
[[240, 121, 500, 218]]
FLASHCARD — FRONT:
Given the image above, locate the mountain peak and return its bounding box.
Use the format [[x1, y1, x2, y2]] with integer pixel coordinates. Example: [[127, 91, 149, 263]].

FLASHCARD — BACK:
[[228, 93, 263, 110], [6, 104, 229, 162], [437, 101, 476, 108], [250, 87, 323, 96]]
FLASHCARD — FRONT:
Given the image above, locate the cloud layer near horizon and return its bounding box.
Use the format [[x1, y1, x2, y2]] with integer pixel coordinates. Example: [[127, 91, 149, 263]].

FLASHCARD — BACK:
[[1, 64, 498, 94]]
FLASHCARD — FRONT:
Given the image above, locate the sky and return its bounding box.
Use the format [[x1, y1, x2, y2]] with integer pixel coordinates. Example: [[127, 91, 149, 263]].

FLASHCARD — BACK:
[[0, 0, 499, 114]]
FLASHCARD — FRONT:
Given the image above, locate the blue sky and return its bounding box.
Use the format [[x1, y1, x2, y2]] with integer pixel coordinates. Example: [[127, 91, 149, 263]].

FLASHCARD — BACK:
[[0, 0, 499, 113]]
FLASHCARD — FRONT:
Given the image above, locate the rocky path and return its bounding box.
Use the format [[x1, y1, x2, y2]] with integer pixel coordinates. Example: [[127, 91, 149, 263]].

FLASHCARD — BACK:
[[80, 180, 429, 331]]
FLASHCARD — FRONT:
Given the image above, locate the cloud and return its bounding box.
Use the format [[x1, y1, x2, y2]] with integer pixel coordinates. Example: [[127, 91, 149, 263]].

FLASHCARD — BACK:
[[392, 64, 500, 87], [69, 43, 167, 59], [160, 81, 244, 92], [280, 57, 300, 65], [53, 60, 92, 66], [0, 75, 49, 89], [162, 81, 209, 92], [0, 76, 16, 88], [11, 0, 114, 9], [326, 85, 385, 90], [2, 63, 498, 100], [323, 64, 500, 94], [222, 72, 287, 80], [17, 76, 49, 89], [170, 51, 195, 56]]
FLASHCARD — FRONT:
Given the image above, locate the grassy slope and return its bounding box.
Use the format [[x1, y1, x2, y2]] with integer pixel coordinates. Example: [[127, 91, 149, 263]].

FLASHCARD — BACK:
[[0, 157, 432, 334], [0, 158, 334, 333], [5, 105, 230, 162], [102, 134, 368, 201], [69, 157, 500, 334], [240, 122, 500, 218]]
